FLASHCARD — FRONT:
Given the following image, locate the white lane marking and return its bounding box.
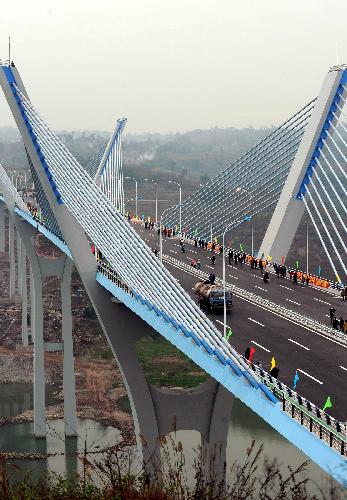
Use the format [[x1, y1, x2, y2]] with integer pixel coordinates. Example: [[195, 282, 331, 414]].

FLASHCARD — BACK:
[[216, 319, 232, 330], [340, 365, 347, 372], [165, 260, 347, 349], [314, 297, 331, 305], [228, 274, 239, 280], [286, 298, 301, 306], [280, 285, 292, 291], [248, 317, 265, 327], [288, 338, 310, 351], [255, 285, 267, 292], [297, 369, 323, 385], [251, 340, 270, 352]]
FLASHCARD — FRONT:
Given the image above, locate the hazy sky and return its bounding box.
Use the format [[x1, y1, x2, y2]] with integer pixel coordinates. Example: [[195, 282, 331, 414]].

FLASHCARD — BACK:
[[0, 0, 346, 134]]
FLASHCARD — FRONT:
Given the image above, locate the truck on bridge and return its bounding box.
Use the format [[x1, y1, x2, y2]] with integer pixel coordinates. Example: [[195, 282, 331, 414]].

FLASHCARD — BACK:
[[195, 281, 232, 313]]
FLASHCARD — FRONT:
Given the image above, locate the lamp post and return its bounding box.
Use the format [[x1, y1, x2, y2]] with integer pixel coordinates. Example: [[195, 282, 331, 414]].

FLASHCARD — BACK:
[[144, 178, 158, 223], [236, 186, 253, 255], [125, 176, 139, 217], [169, 180, 182, 234], [222, 216, 251, 338]]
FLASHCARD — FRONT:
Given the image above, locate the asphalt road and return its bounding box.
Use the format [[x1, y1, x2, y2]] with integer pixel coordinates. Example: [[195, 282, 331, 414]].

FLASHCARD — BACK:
[[133, 224, 347, 421]]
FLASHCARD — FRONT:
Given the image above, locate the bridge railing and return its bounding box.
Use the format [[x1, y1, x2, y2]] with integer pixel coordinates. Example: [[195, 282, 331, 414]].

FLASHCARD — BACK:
[[246, 358, 347, 456], [96, 254, 347, 456]]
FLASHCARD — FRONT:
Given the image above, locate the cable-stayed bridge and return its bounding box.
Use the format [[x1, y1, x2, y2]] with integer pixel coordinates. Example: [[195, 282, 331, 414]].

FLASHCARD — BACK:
[[0, 61, 346, 487]]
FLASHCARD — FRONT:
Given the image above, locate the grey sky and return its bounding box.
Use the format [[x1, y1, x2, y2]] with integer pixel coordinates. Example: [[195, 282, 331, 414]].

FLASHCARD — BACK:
[[0, 0, 346, 134]]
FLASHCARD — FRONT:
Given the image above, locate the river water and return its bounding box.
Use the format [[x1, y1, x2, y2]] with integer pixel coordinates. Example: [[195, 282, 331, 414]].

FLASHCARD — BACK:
[[0, 383, 344, 496]]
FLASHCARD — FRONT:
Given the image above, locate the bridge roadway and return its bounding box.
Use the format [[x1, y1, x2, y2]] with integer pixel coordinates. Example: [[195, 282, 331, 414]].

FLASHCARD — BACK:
[[132, 224, 347, 422]]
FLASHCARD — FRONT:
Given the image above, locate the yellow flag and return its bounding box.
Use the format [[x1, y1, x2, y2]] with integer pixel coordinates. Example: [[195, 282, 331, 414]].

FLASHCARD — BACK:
[[336, 274, 341, 283], [148, 216, 151, 222], [214, 237, 218, 243], [270, 356, 276, 371], [268, 255, 272, 261]]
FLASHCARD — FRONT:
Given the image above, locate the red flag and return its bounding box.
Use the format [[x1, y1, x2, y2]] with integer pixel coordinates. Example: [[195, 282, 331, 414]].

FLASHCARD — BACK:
[[249, 347, 256, 362], [281, 256, 284, 265]]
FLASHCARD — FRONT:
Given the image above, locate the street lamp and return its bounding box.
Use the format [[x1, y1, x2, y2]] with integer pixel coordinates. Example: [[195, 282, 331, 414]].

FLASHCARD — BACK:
[[236, 186, 254, 256], [125, 176, 139, 217], [222, 216, 251, 338], [169, 180, 182, 234], [144, 178, 158, 223]]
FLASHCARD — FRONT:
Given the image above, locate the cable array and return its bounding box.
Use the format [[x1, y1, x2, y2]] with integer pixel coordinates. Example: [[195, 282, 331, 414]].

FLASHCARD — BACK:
[[96, 118, 127, 213], [163, 100, 316, 240], [300, 86, 347, 283]]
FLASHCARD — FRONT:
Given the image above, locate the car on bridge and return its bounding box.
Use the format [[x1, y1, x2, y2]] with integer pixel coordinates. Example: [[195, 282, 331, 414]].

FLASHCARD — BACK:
[[195, 281, 232, 313]]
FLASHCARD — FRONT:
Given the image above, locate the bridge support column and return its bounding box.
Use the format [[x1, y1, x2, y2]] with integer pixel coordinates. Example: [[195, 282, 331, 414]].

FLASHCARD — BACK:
[[30, 266, 46, 437], [21, 245, 28, 346], [0, 203, 5, 252], [9, 215, 15, 299], [259, 69, 345, 262], [17, 231, 22, 297], [61, 258, 77, 437]]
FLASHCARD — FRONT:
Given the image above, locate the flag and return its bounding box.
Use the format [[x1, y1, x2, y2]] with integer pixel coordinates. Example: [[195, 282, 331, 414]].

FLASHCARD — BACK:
[[295, 260, 299, 269], [148, 216, 151, 222], [214, 237, 218, 243], [270, 356, 276, 371], [175, 225, 178, 233], [268, 255, 272, 262], [318, 266, 321, 277], [281, 256, 284, 265], [240, 243, 244, 252], [194, 228, 198, 235], [323, 396, 332, 412], [226, 328, 233, 341], [293, 370, 299, 390], [336, 275, 341, 283], [249, 347, 256, 362]]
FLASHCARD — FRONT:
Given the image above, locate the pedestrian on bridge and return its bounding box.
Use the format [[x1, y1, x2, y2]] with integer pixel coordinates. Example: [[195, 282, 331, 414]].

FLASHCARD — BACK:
[[228, 249, 233, 265], [259, 259, 264, 274], [293, 271, 298, 285], [211, 255, 216, 266], [208, 272, 215, 284], [339, 317, 345, 332], [329, 307, 336, 324]]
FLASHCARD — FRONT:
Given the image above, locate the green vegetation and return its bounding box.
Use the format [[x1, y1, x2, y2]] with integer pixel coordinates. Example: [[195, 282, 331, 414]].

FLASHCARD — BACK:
[[135, 336, 209, 388], [82, 306, 97, 319], [0, 440, 343, 499]]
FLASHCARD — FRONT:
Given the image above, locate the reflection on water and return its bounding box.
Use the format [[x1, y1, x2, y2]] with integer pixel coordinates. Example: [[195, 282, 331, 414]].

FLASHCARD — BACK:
[[0, 383, 56, 418], [1, 418, 121, 484]]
